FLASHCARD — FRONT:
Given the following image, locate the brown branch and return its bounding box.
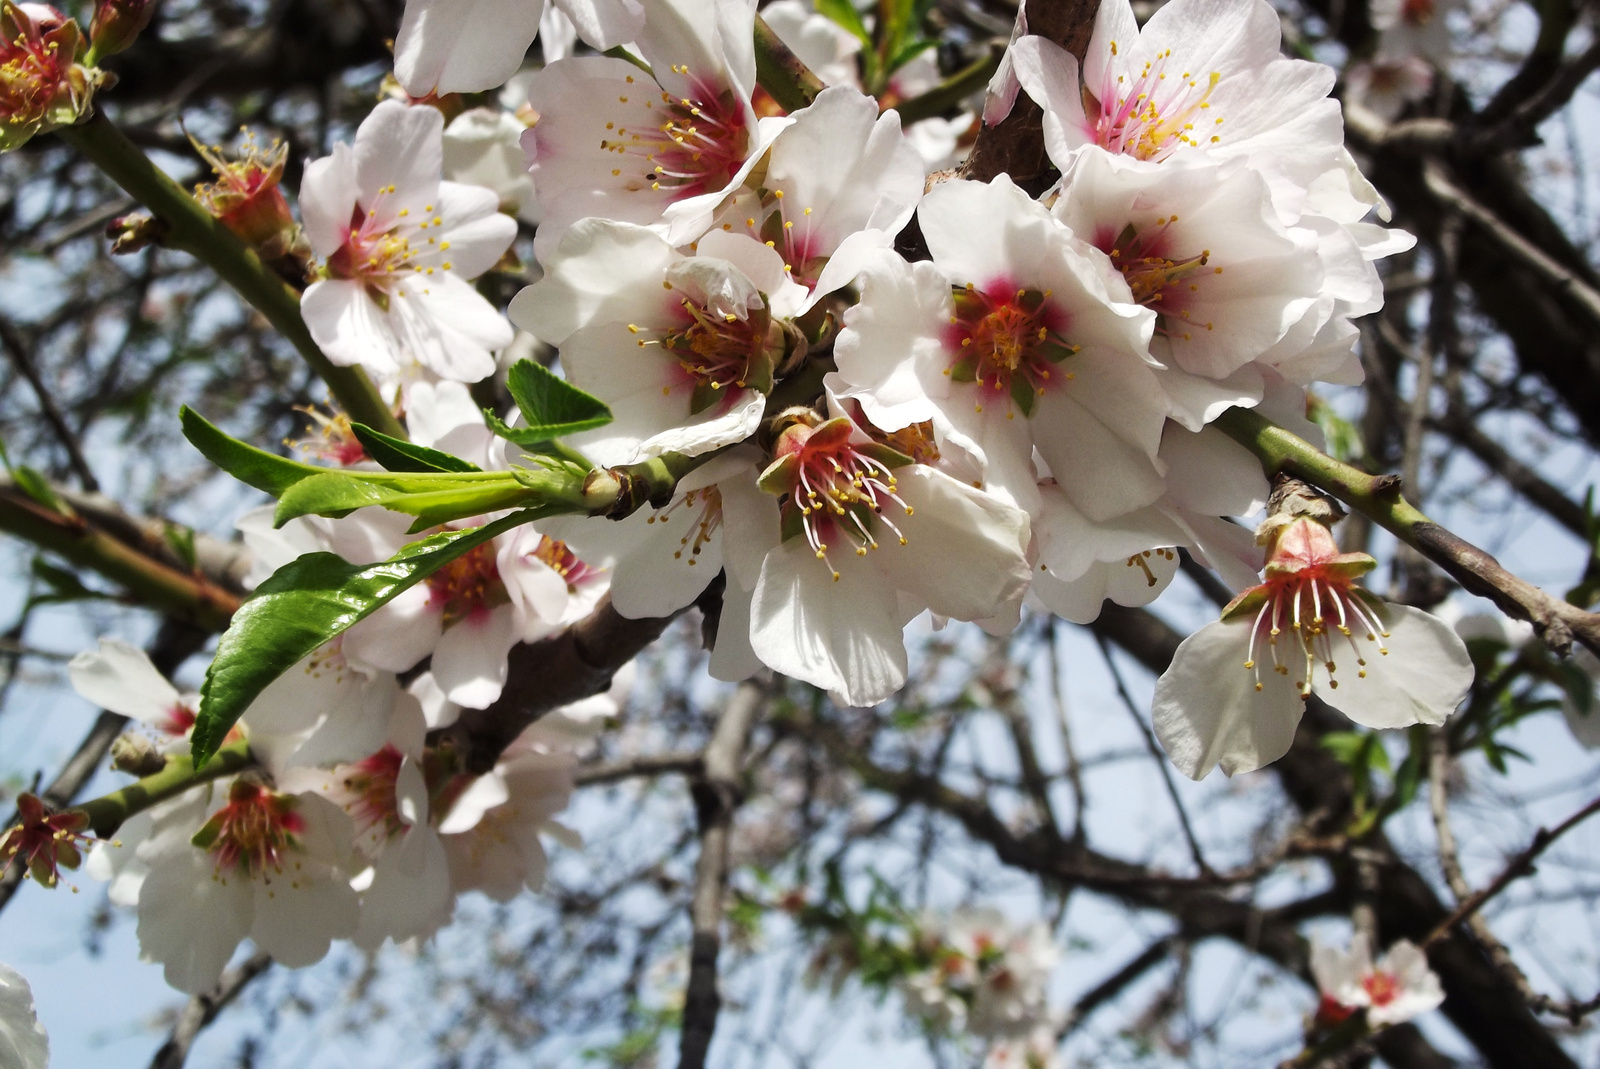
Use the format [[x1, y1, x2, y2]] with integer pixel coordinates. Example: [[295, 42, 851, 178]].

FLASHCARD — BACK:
[[1425, 793, 1600, 947], [0, 316, 99, 492], [1058, 935, 1179, 1037], [959, 0, 1102, 188], [148, 952, 273, 1069], [679, 681, 764, 1069], [575, 752, 705, 787]]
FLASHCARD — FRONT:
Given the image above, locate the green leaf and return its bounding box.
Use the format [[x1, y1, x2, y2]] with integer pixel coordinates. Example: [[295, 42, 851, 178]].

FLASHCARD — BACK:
[[504, 359, 613, 440], [350, 422, 480, 474], [181, 406, 327, 497], [814, 0, 871, 46], [163, 523, 198, 570], [885, 36, 937, 74], [11, 466, 64, 514], [191, 510, 538, 764], [272, 470, 535, 528]]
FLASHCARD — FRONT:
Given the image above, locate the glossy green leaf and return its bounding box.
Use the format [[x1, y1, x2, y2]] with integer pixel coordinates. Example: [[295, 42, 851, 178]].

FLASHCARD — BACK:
[[350, 422, 481, 474], [505, 358, 613, 440], [181, 406, 327, 497], [191, 510, 538, 764], [272, 469, 532, 527]]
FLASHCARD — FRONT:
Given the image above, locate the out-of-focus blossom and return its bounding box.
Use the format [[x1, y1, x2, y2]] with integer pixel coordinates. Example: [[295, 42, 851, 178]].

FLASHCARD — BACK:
[[443, 107, 540, 224], [1312, 933, 1444, 1027], [1370, 0, 1455, 62], [1345, 55, 1434, 123], [0, 964, 48, 1069], [899, 908, 1059, 1038], [0, 1, 102, 151], [86, 0, 154, 61]]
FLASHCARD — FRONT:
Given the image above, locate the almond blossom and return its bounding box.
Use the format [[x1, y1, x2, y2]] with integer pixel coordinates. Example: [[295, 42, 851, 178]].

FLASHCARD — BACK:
[[509, 221, 807, 465], [1312, 934, 1445, 1027], [713, 84, 925, 306], [0, 1, 98, 151], [749, 400, 1031, 706], [899, 908, 1059, 1039], [68, 637, 202, 740], [831, 176, 1167, 524], [393, 0, 644, 96], [300, 100, 518, 385], [1152, 515, 1473, 779], [1009, 0, 1346, 217], [521, 0, 783, 257]]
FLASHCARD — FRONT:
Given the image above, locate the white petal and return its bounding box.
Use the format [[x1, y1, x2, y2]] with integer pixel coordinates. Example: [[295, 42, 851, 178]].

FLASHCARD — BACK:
[[433, 604, 520, 709], [250, 866, 359, 967], [1152, 616, 1306, 779], [394, 0, 544, 95], [433, 180, 520, 279], [750, 539, 907, 706], [299, 144, 358, 258], [1322, 602, 1472, 730], [137, 842, 253, 994], [67, 638, 183, 725], [0, 964, 48, 1069], [300, 279, 401, 376]]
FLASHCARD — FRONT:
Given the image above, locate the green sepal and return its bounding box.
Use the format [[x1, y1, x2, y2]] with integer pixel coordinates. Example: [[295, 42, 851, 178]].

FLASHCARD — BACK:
[[350, 422, 480, 473], [181, 406, 327, 497], [758, 453, 801, 496], [505, 358, 614, 439], [1009, 375, 1037, 418], [689, 380, 725, 416], [778, 501, 807, 543], [1220, 584, 1269, 621], [858, 442, 915, 470], [948, 355, 978, 382], [1037, 339, 1079, 364], [190, 510, 540, 765]]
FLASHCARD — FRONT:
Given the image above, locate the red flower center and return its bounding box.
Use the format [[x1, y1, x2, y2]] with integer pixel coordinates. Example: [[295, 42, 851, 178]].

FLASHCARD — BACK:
[[942, 283, 1079, 418], [191, 780, 306, 880]]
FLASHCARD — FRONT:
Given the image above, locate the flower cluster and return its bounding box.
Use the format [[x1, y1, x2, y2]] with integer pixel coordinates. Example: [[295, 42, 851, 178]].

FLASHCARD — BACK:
[[1312, 934, 1445, 1029]]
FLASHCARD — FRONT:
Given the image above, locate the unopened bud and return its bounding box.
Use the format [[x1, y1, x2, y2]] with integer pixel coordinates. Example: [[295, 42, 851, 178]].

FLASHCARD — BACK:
[[86, 0, 154, 63], [105, 210, 168, 253], [1256, 475, 1345, 549], [109, 731, 167, 776]]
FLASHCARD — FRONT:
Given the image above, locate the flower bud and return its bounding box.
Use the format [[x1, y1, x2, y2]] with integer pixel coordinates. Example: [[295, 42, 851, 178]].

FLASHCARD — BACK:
[[109, 730, 167, 775], [105, 210, 168, 254], [190, 131, 311, 278], [86, 0, 153, 63], [0, 1, 104, 151]]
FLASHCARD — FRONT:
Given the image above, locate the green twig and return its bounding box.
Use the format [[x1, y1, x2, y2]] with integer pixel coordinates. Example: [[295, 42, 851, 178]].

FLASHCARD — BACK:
[[78, 739, 255, 838], [893, 44, 1002, 126], [56, 112, 405, 439], [1214, 406, 1600, 657], [753, 14, 827, 112]]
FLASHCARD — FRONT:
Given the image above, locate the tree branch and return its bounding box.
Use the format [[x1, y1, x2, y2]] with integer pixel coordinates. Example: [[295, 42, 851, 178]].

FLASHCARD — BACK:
[[148, 951, 273, 1069]]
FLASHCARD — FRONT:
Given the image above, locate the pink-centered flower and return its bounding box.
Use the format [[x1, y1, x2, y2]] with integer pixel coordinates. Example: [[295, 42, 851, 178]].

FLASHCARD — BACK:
[[832, 176, 1167, 524], [1152, 516, 1473, 778], [0, 2, 93, 151], [0, 793, 92, 890], [1312, 934, 1445, 1027], [300, 100, 517, 385], [748, 399, 1031, 705], [1010, 0, 1346, 218], [522, 0, 781, 257]]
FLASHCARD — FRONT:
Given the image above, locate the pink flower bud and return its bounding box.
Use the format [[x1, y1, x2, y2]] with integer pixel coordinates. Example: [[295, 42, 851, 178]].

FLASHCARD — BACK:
[[190, 132, 311, 275], [86, 0, 153, 62]]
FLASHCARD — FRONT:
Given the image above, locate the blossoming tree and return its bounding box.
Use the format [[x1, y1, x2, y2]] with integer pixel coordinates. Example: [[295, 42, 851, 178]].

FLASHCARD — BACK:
[[1, 0, 1599, 1064]]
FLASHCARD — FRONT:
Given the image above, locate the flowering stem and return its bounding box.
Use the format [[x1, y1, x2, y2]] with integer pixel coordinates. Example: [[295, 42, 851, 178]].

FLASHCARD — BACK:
[[0, 475, 241, 631], [76, 738, 255, 838], [55, 112, 406, 440], [1214, 406, 1600, 657], [753, 14, 826, 112], [893, 44, 1003, 126]]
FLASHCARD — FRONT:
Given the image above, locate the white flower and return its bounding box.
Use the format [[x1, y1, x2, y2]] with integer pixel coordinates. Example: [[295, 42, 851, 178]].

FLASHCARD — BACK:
[[521, 0, 785, 257], [1345, 55, 1435, 123], [509, 220, 806, 465], [1050, 148, 1323, 394], [899, 908, 1059, 1040], [91, 776, 360, 993], [300, 100, 517, 384], [443, 107, 540, 224], [713, 84, 925, 306], [984, 1027, 1064, 1069], [748, 399, 1032, 706], [69, 637, 199, 739], [539, 448, 778, 683], [1312, 934, 1445, 1027], [1010, 0, 1346, 217], [0, 964, 47, 1069], [1370, 0, 1456, 62], [831, 176, 1167, 524], [393, 0, 644, 95], [1152, 517, 1473, 779]]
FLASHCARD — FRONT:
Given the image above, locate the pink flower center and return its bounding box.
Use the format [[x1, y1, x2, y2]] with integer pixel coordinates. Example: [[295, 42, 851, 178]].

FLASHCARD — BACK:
[[158, 701, 197, 736], [647, 486, 723, 569], [764, 419, 911, 581], [1228, 520, 1390, 697], [599, 72, 751, 200], [1091, 42, 1225, 161], [728, 188, 827, 288], [340, 744, 406, 842], [1363, 970, 1401, 1006], [0, 5, 74, 125], [426, 542, 508, 626], [289, 408, 370, 467], [942, 283, 1078, 419], [1103, 219, 1220, 340], [532, 535, 598, 593], [326, 186, 451, 292], [192, 780, 306, 880]]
